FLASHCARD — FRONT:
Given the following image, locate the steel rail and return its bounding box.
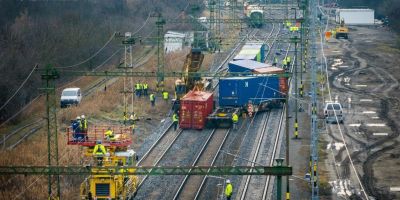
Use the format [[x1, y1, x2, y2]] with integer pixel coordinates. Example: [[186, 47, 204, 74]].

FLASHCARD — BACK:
[[262, 37, 296, 200], [173, 128, 231, 200], [136, 128, 184, 190], [192, 24, 280, 200], [239, 111, 272, 200]]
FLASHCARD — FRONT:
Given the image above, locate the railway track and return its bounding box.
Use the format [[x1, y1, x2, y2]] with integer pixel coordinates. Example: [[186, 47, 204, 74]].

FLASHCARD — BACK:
[[239, 27, 296, 200], [173, 128, 230, 200], [133, 24, 277, 199], [238, 108, 284, 200], [134, 128, 215, 199], [135, 124, 182, 185], [192, 24, 292, 199], [0, 47, 155, 150]]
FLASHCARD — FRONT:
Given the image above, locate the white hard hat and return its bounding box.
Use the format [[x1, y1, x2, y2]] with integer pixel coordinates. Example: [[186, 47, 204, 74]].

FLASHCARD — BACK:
[[81, 114, 85, 119], [76, 116, 81, 120], [226, 179, 231, 184]]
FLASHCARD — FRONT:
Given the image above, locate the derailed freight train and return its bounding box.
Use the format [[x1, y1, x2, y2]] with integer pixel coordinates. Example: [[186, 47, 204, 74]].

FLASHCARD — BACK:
[[220, 60, 287, 109], [207, 60, 288, 128], [179, 42, 288, 129]]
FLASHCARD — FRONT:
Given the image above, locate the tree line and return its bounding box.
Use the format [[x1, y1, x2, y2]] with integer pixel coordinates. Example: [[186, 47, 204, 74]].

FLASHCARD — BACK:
[[0, 0, 201, 122]]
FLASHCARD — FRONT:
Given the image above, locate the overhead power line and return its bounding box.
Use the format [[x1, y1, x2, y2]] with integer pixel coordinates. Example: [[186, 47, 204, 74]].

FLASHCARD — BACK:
[[56, 32, 116, 69], [0, 64, 38, 112]]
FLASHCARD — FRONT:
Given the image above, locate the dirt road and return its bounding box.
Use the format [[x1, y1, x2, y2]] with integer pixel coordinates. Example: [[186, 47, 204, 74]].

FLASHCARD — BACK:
[[322, 25, 400, 200]]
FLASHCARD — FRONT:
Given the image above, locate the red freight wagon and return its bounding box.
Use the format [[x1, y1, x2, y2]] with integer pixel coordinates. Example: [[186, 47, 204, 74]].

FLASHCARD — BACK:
[[179, 90, 214, 129]]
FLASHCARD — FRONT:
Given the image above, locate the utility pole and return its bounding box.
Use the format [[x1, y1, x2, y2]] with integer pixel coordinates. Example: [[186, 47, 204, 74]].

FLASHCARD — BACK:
[[123, 32, 134, 125], [300, 1, 306, 98], [155, 14, 166, 91], [209, 0, 216, 52], [291, 7, 299, 140], [41, 64, 60, 199], [285, 86, 290, 200], [309, 0, 319, 198]]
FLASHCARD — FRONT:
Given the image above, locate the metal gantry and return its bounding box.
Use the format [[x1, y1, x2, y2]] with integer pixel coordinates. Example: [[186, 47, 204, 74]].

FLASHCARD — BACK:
[[40, 65, 61, 199], [155, 14, 166, 88], [43, 69, 293, 78], [0, 165, 292, 176]]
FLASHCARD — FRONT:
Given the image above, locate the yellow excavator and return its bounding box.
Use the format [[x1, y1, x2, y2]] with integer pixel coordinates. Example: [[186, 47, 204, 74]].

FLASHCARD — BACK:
[[336, 19, 349, 39]]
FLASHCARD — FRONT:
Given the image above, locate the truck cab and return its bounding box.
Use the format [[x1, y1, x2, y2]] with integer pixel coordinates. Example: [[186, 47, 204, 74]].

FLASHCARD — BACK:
[[61, 88, 82, 108], [324, 102, 344, 123]]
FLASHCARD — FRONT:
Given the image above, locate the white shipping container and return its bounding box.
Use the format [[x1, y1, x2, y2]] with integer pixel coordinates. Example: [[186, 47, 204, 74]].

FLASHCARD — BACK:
[[336, 9, 374, 25]]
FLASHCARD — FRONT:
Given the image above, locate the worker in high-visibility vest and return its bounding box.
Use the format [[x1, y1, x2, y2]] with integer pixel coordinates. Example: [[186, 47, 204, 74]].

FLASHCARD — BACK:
[[273, 57, 278, 66], [247, 101, 254, 117], [104, 127, 115, 141], [129, 113, 137, 135], [172, 112, 179, 131], [150, 93, 156, 107], [81, 115, 88, 133], [225, 179, 233, 200], [139, 82, 144, 96], [232, 113, 239, 130], [135, 83, 141, 97], [287, 56, 291, 67], [118, 160, 129, 183], [143, 83, 148, 96], [93, 140, 107, 166], [282, 58, 288, 69], [162, 91, 169, 103]]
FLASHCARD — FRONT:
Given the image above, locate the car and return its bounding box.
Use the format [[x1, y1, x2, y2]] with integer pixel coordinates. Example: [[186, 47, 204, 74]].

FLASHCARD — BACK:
[[61, 88, 82, 108], [323, 102, 344, 123]]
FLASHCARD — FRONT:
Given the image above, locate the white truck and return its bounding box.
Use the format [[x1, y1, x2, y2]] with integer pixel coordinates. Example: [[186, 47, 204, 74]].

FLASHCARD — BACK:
[[60, 88, 82, 108], [323, 102, 344, 123]]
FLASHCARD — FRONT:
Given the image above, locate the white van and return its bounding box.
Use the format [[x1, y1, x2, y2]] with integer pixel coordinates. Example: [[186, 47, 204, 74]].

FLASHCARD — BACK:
[[61, 88, 82, 108], [323, 102, 344, 123]]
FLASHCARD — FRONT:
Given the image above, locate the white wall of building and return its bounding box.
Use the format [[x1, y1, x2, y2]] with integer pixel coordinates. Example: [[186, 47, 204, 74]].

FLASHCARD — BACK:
[[336, 9, 374, 25]]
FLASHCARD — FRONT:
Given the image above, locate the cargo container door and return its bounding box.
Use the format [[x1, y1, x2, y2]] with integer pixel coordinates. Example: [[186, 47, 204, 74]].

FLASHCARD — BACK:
[[238, 78, 252, 106], [179, 101, 193, 129], [279, 77, 288, 96], [192, 103, 205, 129], [219, 79, 239, 106]]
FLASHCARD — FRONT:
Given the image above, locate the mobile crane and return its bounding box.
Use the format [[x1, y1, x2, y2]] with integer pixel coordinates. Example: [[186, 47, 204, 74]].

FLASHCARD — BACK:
[[174, 48, 205, 99], [173, 48, 211, 111]]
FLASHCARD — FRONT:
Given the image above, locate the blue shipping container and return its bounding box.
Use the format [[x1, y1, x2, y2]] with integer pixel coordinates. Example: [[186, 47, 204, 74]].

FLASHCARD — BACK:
[[219, 76, 281, 107], [228, 60, 271, 73]]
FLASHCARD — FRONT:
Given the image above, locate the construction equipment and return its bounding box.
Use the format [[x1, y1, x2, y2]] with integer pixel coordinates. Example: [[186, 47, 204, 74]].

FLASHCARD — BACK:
[[335, 19, 349, 39], [66, 126, 138, 199], [174, 48, 207, 100]]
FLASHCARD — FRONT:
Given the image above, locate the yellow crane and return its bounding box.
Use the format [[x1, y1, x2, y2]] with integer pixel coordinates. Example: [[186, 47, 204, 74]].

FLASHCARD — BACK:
[[174, 48, 206, 100]]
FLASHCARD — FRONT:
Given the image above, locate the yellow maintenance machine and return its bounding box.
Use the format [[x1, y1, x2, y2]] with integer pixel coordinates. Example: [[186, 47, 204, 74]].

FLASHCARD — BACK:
[[174, 48, 205, 100], [67, 126, 138, 199], [335, 19, 349, 39]]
